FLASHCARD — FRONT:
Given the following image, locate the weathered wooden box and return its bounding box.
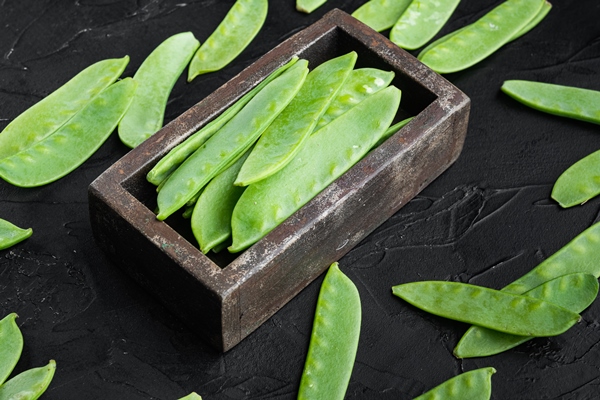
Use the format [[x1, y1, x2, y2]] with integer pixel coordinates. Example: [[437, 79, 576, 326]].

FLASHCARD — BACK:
[[88, 9, 469, 352]]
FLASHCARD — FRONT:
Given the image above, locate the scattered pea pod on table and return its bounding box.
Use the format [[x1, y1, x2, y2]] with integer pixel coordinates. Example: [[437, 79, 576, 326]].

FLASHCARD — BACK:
[[297, 263, 361, 400], [351, 0, 413, 32], [0, 360, 56, 400], [0, 313, 23, 386], [296, 0, 328, 13], [0, 219, 32, 250], [118, 32, 200, 148], [413, 367, 496, 400], [188, 0, 268, 81]]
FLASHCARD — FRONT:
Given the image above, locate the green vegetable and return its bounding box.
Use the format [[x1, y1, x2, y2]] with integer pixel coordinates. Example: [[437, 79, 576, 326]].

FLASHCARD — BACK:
[[296, 0, 328, 13], [297, 263, 361, 400], [351, 0, 412, 32], [178, 393, 202, 400], [0, 360, 56, 400], [188, 0, 268, 80], [0, 313, 23, 385], [552, 149, 600, 208], [0, 219, 32, 250], [119, 32, 200, 148], [392, 281, 580, 337], [413, 367, 496, 400]]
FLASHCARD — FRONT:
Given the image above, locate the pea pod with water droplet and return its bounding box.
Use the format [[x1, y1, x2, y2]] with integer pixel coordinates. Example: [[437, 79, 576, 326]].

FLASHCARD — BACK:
[[0, 313, 23, 386], [0, 219, 32, 250], [0, 360, 56, 400], [413, 367, 496, 400], [351, 0, 412, 32]]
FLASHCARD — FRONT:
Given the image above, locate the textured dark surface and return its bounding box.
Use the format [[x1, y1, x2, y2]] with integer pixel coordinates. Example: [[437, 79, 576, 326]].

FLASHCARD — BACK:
[[1, 1, 600, 399]]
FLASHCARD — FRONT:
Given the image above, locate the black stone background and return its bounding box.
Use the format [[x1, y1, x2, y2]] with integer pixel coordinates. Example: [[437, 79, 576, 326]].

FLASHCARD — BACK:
[[1, 0, 600, 399]]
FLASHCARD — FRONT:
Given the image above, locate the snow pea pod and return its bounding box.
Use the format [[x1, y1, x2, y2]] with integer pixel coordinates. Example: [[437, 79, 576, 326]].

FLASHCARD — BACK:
[[188, 0, 268, 81], [0, 360, 55, 400], [0, 57, 128, 160], [413, 367, 496, 400], [147, 57, 299, 187], [119, 32, 200, 148], [351, 0, 412, 32], [418, 0, 545, 74], [392, 281, 580, 337], [552, 149, 600, 208], [178, 393, 202, 400], [229, 85, 401, 252], [0, 313, 23, 386], [235, 52, 357, 187], [297, 263, 361, 400], [0, 219, 32, 250], [156, 60, 309, 220], [296, 0, 327, 13], [454, 273, 599, 358], [390, 0, 462, 50], [0, 78, 136, 187]]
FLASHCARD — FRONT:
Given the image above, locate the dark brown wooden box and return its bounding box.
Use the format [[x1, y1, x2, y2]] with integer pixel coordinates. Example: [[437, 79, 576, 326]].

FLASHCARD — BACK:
[[88, 9, 469, 352]]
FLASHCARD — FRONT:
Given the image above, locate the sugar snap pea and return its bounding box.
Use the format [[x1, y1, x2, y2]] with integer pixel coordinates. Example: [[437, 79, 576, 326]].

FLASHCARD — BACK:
[[188, 0, 268, 81], [235, 52, 357, 187], [454, 273, 599, 358], [392, 281, 580, 337], [119, 32, 200, 148], [0, 78, 136, 187], [413, 367, 496, 400], [0, 219, 32, 250], [296, 0, 327, 13], [418, 0, 545, 74], [0, 360, 55, 400], [229, 85, 401, 252], [0, 313, 23, 386], [0, 57, 128, 160], [351, 0, 413, 32], [297, 263, 361, 400], [156, 60, 309, 220], [551, 149, 600, 208], [390, 0, 462, 50]]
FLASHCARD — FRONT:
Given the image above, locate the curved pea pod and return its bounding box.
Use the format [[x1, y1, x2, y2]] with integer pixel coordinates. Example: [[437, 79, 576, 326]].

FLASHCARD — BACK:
[[188, 0, 268, 81], [234, 52, 357, 187], [147, 57, 299, 187], [552, 149, 600, 208], [0, 313, 23, 386], [0, 360, 56, 400], [390, 0, 462, 50], [0, 78, 136, 187], [229, 85, 401, 252], [296, 0, 327, 13], [297, 263, 361, 400], [178, 393, 202, 400], [119, 32, 200, 148], [392, 281, 581, 337], [351, 0, 412, 32], [156, 60, 309, 220], [0, 57, 128, 160], [0, 219, 32, 250], [454, 273, 599, 358], [418, 0, 545, 74], [413, 367, 496, 400]]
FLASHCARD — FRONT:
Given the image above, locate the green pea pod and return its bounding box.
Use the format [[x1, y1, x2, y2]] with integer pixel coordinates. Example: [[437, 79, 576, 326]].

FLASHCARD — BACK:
[[0, 219, 32, 250], [229, 85, 401, 252], [0, 360, 56, 400], [296, 0, 327, 13], [0, 78, 137, 187], [156, 60, 309, 220], [351, 0, 413, 32], [413, 367, 496, 400], [188, 0, 268, 81], [454, 273, 599, 358], [0, 57, 128, 160], [119, 32, 200, 148], [418, 0, 545, 74], [551, 149, 600, 208], [147, 57, 299, 187], [298, 262, 361, 400], [235, 52, 357, 187], [390, 0, 462, 50], [0, 313, 23, 386], [392, 281, 580, 337], [178, 393, 202, 400]]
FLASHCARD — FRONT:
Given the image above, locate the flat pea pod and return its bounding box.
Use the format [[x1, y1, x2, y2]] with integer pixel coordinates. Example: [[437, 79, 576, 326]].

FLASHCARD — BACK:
[[147, 57, 299, 187], [0, 360, 56, 400], [229, 85, 401, 252], [0, 219, 32, 250], [297, 263, 361, 400], [390, 0, 462, 51], [392, 281, 580, 337], [551, 149, 600, 208], [0, 57, 128, 160], [418, 0, 545, 74], [454, 273, 599, 358], [178, 393, 202, 400], [351, 0, 413, 32], [413, 367, 496, 400], [296, 0, 327, 13], [235, 52, 357, 187], [118, 32, 200, 148], [0, 313, 23, 386], [156, 60, 309, 220], [0, 78, 137, 187], [188, 0, 268, 81]]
